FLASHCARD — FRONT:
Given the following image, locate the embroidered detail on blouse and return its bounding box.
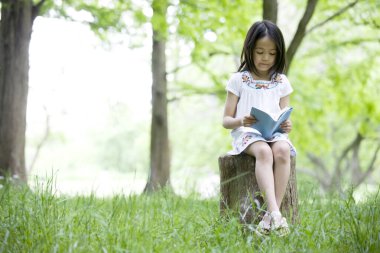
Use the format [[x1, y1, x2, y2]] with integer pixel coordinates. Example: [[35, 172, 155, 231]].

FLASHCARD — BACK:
[[241, 71, 283, 90], [241, 134, 253, 146]]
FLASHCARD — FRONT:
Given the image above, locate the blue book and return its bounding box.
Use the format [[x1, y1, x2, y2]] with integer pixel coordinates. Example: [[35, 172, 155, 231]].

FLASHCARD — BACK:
[[249, 107, 293, 140]]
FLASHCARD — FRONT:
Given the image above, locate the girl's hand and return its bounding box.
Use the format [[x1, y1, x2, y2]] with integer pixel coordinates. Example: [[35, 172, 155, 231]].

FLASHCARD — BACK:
[[241, 115, 256, 127], [280, 119, 292, 133]]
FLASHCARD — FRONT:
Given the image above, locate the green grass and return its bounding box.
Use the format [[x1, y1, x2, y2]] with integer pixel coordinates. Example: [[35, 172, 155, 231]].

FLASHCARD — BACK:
[[0, 178, 379, 253]]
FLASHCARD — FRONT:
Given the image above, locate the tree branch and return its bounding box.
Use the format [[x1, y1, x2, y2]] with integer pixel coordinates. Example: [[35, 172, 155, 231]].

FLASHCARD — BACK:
[[336, 132, 363, 170], [359, 15, 380, 29], [306, 152, 329, 176], [299, 38, 380, 59], [167, 63, 193, 75], [350, 135, 361, 184], [32, 0, 47, 20], [167, 49, 231, 75], [307, 0, 359, 34], [168, 83, 224, 102], [330, 132, 363, 190], [286, 0, 319, 73], [354, 141, 380, 188]]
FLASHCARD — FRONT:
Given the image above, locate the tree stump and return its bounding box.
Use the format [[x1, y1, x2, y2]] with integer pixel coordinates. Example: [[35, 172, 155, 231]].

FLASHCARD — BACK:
[[219, 153, 298, 224]]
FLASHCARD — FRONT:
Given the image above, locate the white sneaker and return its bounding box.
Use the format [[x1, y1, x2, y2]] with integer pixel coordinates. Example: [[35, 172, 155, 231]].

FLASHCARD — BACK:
[[255, 213, 271, 236], [270, 211, 290, 237]]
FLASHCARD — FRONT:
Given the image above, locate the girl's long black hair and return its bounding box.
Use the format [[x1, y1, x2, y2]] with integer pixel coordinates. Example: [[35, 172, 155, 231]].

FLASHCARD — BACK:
[[238, 20, 286, 77]]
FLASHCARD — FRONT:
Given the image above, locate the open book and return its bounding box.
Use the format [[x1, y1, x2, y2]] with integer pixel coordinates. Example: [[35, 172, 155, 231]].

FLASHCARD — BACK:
[[249, 106, 293, 140]]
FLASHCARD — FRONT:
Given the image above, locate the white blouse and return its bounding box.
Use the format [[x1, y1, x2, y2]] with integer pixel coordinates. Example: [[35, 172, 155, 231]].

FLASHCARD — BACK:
[[226, 71, 293, 123]]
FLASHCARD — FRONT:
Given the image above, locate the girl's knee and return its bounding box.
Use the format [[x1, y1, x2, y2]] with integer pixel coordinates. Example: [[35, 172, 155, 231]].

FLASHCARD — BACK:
[[246, 142, 273, 162], [272, 142, 290, 162]]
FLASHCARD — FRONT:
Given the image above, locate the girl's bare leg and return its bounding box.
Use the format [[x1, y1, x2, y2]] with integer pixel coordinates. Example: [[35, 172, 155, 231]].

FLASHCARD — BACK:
[[271, 141, 291, 208], [245, 141, 279, 213]]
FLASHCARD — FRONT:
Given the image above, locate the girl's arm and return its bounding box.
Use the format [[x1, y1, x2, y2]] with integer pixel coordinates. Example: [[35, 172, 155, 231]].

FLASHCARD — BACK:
[[223, 92, 256, 129], [279, 95, 292, 133], [222, 92, 242, 129], [279, 95, 290, 109]]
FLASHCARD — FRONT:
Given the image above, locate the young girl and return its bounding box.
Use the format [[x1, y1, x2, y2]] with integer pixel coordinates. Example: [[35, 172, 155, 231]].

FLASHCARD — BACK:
[[222, 20, 296, 236]]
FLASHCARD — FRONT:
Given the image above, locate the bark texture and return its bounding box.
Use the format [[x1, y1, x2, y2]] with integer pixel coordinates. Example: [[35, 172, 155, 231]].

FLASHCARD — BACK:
[[263, 0, 278, 24], [219, 153, 298, 224], [0, 0, 39, 181], [144, 0, 170, 192]]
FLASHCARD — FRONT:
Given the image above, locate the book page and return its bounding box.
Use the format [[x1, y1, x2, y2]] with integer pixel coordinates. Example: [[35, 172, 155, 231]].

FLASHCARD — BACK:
[[272, 106, 291, 121], [250, 107, 293, 140]]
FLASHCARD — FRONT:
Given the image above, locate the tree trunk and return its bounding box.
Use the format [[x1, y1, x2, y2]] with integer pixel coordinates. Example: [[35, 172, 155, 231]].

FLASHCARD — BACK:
[[0, 0, 39, 182], [263, 0, 278, 24], [144, 0, 170, 192], [219, 153, 298, 224]]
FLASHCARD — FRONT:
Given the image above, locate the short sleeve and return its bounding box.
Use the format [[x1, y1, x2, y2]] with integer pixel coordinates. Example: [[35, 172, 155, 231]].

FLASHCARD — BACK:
[[226, 73, 242, 97], [279, 74, 293, 97]]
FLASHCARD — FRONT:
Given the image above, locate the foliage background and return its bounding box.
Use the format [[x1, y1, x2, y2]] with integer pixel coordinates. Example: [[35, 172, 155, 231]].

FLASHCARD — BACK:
[[24, 0, 380, 197]]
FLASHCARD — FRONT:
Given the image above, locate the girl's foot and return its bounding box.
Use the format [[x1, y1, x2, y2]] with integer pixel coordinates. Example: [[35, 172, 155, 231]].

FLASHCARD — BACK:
[[255, 212, 271, 236], [270, 211, 290, 237]]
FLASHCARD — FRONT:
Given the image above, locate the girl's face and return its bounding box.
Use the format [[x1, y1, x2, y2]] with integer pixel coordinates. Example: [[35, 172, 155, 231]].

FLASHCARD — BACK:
[[253, 36, 277, 78]]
